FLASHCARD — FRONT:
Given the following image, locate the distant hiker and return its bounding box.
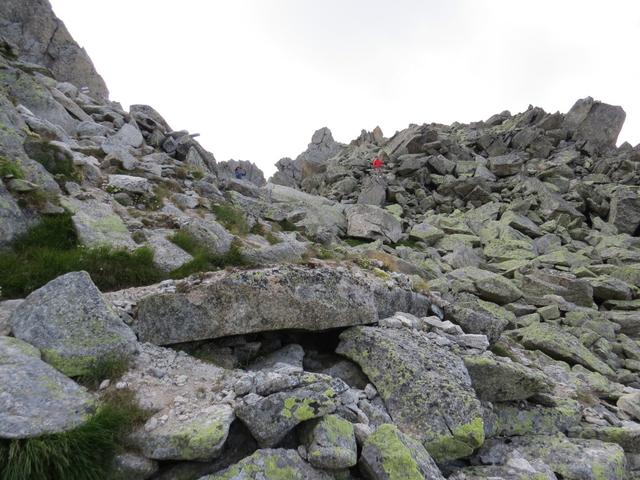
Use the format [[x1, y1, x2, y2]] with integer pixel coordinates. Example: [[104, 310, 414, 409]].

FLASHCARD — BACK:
[[371, 157, 383, 176], [234, 166, 246, 180]]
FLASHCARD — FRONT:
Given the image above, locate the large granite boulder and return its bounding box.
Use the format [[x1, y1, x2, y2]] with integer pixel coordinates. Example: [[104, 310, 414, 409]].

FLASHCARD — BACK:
[[9, 271, 138, 376], [0, 336, 93, 438], [346, 204, 402, 243], [337, 326, 485, 463], [609, 187, 640, 235], [463, 353, 551, 401], [563, 97, 625, 153], [134, 264, 431, 345]]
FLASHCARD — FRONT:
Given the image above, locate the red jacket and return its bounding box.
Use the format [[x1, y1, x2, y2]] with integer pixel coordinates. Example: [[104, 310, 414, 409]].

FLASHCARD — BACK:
[[372, 158, 383, 169]]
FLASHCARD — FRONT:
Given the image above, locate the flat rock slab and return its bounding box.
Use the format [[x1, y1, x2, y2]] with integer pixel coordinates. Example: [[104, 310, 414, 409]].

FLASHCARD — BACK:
[[134, 264, 430, 345], [203, 448, 333, 480], [10, 271, 138, 376], [0, 336, 93, 438], [337, 326, 485, 463]]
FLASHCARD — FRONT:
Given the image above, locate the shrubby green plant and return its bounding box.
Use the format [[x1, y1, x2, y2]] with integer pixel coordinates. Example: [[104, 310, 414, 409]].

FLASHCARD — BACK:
[[211, 202, 249, 235]]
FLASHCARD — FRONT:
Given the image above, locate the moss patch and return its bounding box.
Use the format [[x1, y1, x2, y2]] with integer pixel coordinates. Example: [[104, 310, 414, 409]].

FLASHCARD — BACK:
[[211, 202, 248, 235]]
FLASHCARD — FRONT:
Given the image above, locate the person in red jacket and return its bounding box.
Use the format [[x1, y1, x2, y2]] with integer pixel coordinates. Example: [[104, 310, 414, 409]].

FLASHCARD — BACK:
[[371, 156, 383, 175]]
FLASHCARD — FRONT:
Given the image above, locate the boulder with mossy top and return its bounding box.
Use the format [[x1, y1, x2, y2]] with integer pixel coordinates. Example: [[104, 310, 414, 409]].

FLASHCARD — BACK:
[[463, 353, 551, 401], [448, 267, 523, 304], [337, 326, 485, 463], [131, 404, 234, 461], [9, 271, 138, 376], [479, 434, 628, 480], [359, 424, 444, 480], [299, 414, 357, 470], [134, 264, 431, 345], [202, 448, 333, 480], [508, 323, 614, 377], [0, 336, 94, 438], [235, 374, 339, 447]]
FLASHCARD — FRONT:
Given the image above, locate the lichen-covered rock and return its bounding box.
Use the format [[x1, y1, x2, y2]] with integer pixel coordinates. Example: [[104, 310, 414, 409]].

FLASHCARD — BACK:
[[0, 336, 93, 438], [359, 424, 444, 480], [62, 197, 136, 249], [9, 271, 138, 376], [235, 376, 338, 447], [337, 326, 485, 462], [570, 425, 640, 454], [346, 203, 403, 243], [180, 215, 234, 255], [300, 414, 357, 470], [132, 405, 234, 461], [563, 97, 625, 153], [487, 400, 582, 437], [145, 229, 193, 273], [448, 267, 523, 305], [617, 392, 640, 421], [463, 353, 551, 401], [509, 323, 614, 376], [202, 448, 333, 480], [134, 264, 430, 345], [447, 304, 509, 344], [521, 269, 594, 307], [479, 434, 628, 480]]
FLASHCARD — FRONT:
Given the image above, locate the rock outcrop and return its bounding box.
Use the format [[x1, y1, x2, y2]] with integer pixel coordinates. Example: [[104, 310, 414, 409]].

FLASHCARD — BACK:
[[0, 0, 109, 99]]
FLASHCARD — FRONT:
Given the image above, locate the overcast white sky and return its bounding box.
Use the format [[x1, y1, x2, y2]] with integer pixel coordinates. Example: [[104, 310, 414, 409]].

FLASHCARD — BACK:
[[50, 0, 640, 177]]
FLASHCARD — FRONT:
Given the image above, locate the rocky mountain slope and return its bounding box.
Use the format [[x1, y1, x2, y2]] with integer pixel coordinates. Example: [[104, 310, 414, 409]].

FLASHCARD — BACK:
[[1, 3, 640, 480]]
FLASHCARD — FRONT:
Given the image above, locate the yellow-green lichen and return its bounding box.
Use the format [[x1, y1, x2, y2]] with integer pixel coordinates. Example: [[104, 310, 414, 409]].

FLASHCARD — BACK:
[[365, 424, 424, 480], [424, 417, 484, 463]]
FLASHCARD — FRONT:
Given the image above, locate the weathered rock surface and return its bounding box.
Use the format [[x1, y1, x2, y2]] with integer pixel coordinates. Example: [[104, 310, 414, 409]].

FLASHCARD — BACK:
[[300, 414, 357, 470], [9, 271, 138, 376], [203, 448, 333, 480], [346, 204, 403, 243], [337, 326, 485, 462], [235, 374, 339, 447], [134, 265, 430, 345], [0, 336, 93, 438], [360, 424, 444, 480]]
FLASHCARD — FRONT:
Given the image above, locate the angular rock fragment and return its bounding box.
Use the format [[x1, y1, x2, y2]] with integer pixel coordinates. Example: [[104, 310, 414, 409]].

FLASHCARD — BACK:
[[0, 336, 93, 438], [300, 414, 357, 470], [337, 326, 484, 462], [10, 271, 138, 376]]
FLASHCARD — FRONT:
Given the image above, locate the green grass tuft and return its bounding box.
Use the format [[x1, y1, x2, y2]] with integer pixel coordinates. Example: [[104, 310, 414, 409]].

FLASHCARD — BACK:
[[0, 156, 24, 179], [75, 356, 132, 390], [211, 202, 249, 235], [168, 232, 250, 279], [343, 237, 373, 247], [0, 215, 163, 299], [0, 389, 150, 480]]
